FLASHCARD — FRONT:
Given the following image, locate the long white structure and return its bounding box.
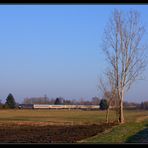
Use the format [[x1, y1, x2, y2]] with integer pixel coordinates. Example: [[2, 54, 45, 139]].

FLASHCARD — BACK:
[[19, 104, 100, 110]]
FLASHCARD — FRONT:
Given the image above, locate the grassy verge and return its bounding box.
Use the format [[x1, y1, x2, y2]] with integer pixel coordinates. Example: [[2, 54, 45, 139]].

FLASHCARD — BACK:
[[77, 116, 148, 143]]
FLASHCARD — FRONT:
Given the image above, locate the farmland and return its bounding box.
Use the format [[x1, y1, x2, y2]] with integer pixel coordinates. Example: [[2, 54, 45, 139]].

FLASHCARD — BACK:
[[0, 109, 148, 143]]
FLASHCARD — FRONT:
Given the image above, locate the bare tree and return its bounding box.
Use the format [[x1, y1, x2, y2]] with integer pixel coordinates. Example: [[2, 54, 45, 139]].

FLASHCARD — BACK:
[[98, 76, 118, 123], [101, 9, 146, 123]]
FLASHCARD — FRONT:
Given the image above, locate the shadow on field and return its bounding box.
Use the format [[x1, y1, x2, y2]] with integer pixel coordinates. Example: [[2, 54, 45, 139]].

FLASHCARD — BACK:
[[126, 124, 148, 143]]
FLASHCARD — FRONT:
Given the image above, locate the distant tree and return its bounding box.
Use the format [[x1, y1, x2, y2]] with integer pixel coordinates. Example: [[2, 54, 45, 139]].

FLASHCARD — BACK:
[[79, 98, 84, 105], [23, 97, 32, 104], [99, 99, 109, 110], [48, 98, 56, 105], [43, 94, 48, 104], [140, 102, 144, 109], [5, 93, 16, 109], [144, 102, 148, 110], [83, 100, 92, 105], [63, 99, 72, 105], [91, 97, 100, 105], [140, 101, 148, 110], [123, 101, 140, 109], [23, 96, 50, 104], [54, 97, 63, 105]]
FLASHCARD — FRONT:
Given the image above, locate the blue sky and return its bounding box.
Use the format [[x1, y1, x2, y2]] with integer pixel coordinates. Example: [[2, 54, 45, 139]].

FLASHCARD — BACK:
[[0, 5, 148, 103]]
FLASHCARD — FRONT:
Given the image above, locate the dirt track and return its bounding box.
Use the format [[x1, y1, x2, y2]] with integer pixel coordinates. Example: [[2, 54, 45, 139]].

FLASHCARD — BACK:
[[0, 122, 115, 143]]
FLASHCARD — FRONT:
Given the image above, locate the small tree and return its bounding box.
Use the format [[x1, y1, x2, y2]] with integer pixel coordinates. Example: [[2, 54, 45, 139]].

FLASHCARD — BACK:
[[5, 93, 16, 109], [54, 97, 63, 105], [99, 99, 109, 110]]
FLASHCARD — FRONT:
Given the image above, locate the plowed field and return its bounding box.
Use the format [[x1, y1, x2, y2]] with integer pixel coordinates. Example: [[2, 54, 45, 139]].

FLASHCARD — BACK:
[[0, 122, 115, 143]]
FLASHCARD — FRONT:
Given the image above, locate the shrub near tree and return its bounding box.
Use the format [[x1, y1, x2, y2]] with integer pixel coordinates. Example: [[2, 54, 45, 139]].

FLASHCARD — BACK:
[[5, 93, 16, 109], [99, 99, 109, 110]]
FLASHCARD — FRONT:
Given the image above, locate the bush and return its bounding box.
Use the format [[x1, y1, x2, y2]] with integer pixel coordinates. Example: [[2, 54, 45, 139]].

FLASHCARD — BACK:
[[99, 99, 109, 110]]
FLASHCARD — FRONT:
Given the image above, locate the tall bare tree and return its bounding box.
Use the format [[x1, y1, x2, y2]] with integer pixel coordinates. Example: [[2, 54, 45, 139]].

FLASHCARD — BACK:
[[101, 9, 146, 123]]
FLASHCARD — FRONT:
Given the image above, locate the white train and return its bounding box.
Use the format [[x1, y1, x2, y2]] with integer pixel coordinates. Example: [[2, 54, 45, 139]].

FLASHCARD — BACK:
[[19, 104, 99, 110]]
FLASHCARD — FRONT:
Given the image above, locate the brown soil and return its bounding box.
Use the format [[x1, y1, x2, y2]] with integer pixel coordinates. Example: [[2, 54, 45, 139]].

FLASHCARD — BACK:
[[0, 122, 116, 143]]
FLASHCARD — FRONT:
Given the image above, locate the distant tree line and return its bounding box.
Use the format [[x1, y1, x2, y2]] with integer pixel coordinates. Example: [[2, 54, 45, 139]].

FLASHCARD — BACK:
[[0, 93, 147, 110], [139, 101, 148, 110], [99, 90, 148, 111], [123, 101, 148, 110], [22, 96, 100, 105], [22, 96, 148, 110]]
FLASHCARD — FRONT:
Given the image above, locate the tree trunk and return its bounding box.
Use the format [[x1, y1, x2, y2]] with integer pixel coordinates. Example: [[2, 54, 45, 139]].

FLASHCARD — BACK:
[[106, 107, 109, 123], [119, 90, 124, 123]]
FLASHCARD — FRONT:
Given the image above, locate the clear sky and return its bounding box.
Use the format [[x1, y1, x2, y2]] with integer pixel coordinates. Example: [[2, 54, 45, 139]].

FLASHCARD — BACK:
[[0, 4, 148, 103]]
